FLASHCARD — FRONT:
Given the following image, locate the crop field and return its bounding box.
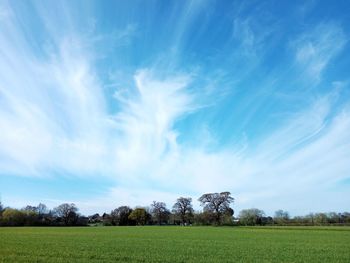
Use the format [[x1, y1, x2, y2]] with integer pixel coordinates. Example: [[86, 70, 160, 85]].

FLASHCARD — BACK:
[[0, 226, 349, 263]]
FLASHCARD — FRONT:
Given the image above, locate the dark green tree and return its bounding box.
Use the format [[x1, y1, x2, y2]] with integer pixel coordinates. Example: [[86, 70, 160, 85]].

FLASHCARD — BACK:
[[128, 208, 147, 225], [111, 206, 133, 225]]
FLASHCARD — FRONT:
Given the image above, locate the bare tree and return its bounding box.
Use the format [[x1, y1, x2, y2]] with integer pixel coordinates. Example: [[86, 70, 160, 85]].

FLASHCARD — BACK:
[[151, 201, 170, 225], [53, 203, 79, 226], [36, 203, 48, 215], [198, 192, 234, 225], [239, 208, 265, 225], [274, 210, 289, 225], [172, 197, 193, 224]]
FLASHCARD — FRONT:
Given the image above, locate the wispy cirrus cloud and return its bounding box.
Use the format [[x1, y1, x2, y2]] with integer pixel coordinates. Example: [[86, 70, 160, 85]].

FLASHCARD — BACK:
[[0, 38, 110, 175], [293, 22, 347, 83], [0, 3, 110, 176], [102, 80, 350, 215], [113, 69, 194, 180], [1, 1, 350, 216]]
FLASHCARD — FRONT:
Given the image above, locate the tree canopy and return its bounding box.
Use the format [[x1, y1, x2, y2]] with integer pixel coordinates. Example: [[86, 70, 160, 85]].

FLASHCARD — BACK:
[[111, 206, 133, 226], [198, 192, 234, 225], [172, 197, 193, 224], [128, 208, 147, 226], [151, 201, 170, 225], [53, 203, 79, 226]]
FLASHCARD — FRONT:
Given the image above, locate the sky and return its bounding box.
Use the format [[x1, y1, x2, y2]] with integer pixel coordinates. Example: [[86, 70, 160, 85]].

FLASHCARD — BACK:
[[0, 0, 350, 216]]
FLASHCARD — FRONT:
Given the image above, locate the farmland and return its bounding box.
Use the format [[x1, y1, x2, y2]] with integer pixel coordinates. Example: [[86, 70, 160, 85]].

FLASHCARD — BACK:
[[0, 226, 349, 262]]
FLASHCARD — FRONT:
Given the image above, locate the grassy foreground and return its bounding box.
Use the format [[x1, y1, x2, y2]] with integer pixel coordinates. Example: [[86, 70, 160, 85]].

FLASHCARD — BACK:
[[0, 226, 349, 262]]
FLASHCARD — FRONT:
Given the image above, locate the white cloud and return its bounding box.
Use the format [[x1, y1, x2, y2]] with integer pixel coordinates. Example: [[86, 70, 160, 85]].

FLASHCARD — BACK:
[[0, 15, 111, 176], [293, 23, 347, 82], [113, 69, 193, 178], [1, 38, 350, 215], [254, 96, 330, 162], [98, 83, 349, 216], [1, 2, 349, 216]]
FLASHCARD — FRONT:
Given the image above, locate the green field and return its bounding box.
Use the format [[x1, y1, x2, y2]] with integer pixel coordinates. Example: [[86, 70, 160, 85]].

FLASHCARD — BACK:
[[0, 226, 349, 262]]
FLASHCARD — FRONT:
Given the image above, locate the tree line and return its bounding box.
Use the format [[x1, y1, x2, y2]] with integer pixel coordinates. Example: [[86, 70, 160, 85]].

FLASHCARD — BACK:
[[238, 209, 350, 226], [1, 192, 349, 227]]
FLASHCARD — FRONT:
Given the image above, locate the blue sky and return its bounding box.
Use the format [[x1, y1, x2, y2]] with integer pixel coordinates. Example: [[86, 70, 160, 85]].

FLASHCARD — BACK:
[[0, 0, 349, 216]]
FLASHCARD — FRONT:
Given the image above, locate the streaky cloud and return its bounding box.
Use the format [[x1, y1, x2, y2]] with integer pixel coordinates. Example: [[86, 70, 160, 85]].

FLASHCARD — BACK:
[[0, 0, 349, 216]]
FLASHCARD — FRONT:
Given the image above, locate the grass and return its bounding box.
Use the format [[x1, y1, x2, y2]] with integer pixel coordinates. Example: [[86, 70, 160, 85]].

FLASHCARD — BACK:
[[0, 226, 349, 262]]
